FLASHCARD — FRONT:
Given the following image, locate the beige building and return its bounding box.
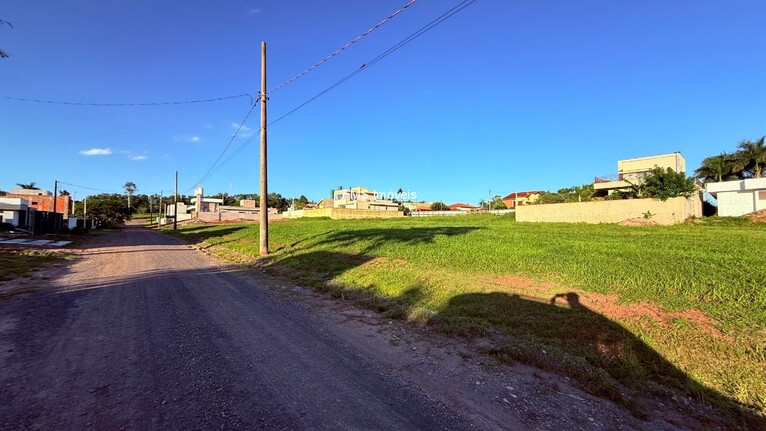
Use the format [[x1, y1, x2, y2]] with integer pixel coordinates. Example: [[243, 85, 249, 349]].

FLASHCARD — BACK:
[[594, 152, 685, 197], [332, 187, 400, 211]]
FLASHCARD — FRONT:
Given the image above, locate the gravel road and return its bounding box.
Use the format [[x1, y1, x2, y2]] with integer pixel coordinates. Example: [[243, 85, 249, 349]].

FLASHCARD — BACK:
[[0, 226, 485, 430], [2, 226, 734, 431]]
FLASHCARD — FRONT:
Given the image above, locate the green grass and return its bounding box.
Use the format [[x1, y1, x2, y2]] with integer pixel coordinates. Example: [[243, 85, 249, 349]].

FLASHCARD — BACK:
[[0, 249, 67, 283], [169, 216, 766, 426]]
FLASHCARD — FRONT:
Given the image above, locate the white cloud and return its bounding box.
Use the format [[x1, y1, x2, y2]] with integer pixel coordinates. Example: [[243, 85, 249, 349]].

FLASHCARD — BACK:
[[131, 155, 148, 161], [232, 123, 255, 137], [247, 7, 261, 15], [79, 148, 112, 156], [174, 135, 202, 143]]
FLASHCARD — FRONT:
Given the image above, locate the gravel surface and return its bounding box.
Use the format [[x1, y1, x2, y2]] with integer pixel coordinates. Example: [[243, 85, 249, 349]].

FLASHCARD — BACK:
[[0, 226, 733, 430]]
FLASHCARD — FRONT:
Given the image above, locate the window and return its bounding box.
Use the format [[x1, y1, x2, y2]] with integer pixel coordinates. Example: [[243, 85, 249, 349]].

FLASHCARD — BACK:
[[759, 191, 766, 201]]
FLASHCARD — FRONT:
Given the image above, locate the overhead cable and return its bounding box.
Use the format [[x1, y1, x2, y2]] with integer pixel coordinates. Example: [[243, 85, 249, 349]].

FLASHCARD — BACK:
[[270, 0, 476, 127], [1, 93, 255, 107], [185, 100, 260, 192], [268, 0, 418, 95]]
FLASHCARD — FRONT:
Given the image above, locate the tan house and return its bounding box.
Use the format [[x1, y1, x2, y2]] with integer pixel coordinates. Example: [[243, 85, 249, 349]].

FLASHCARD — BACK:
[[403, 202, 433, 212], [501, 191, 540, 209], [332, 187, 399, 211], [593, 152, 686, 197], [448, 202, 479, 212]]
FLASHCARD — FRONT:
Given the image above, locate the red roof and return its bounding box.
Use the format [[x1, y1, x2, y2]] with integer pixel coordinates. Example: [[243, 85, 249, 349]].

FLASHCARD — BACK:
[[448, 202, 479, 210], [502, 191, 540, 200]]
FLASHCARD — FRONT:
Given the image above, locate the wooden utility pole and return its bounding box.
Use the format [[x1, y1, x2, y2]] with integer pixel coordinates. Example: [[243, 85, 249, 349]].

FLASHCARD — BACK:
[[259, 41, 269, 255], [52, 180, 58, 233], [173, 171, 178, 231]]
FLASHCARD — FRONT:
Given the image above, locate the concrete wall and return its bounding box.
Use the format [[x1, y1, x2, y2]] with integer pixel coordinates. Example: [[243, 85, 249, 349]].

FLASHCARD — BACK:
[[284, 208, 404, 220], [716, 191, 766, 217], [196, 211, 284, 223], [411, 210, 468, 217], [516, 195, 702, 225], [706, 178, 766, 217]]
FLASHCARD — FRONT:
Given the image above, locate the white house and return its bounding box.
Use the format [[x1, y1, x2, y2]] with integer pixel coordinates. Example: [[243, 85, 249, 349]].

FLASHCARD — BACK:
[[706, 178, 766, 217], [0, 197, 33, 227]]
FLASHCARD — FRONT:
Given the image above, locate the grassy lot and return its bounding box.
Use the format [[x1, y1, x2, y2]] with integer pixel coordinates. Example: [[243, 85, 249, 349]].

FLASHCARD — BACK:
[[0, 249, 68, 284], [170, 215, 766, 425]]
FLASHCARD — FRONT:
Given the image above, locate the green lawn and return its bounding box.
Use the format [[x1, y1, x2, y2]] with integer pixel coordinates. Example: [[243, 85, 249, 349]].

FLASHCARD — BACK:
[[170, 215, 766, 425], [0, 249, 67, 283]]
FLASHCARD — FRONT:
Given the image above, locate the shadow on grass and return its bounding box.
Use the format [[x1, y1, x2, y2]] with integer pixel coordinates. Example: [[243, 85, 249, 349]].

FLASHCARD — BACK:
[[267, 249, 764, 429], [312, 226, 482, 253]]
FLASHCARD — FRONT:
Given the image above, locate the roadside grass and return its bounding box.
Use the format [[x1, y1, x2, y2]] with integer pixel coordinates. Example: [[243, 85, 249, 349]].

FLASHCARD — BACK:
[[169, 216, 766, 425], [0, 249, 68, 283]]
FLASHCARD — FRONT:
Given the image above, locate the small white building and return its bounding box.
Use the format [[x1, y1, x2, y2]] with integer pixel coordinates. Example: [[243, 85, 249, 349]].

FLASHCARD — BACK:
[[706, 178, 766, 217], [0, 197, 33, 227]]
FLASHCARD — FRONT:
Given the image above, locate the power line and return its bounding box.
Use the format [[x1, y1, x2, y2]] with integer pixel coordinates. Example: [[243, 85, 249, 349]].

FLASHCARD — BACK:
[[58, 181, 120, 194], [270, 0, 477, 127], [1, 93, 255, 107], [185, 100, 260, 192], [268, 0, 419, 95], [184, 0, 477, 189]]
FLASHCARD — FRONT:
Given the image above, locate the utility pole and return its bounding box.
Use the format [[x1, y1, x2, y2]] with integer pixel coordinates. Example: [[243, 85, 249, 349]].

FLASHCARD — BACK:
[[159, 190, 163, 228], [487, 189, 491, 213], [174, 172, 178, 231], [259, 41, 269, 255], [83, 197, 88, 230], [52, 180, 58, 233]]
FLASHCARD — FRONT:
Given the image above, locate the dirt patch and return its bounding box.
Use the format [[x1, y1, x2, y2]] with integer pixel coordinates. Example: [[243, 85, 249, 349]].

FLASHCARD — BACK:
[[619, 217, 657, 226], [558, 292, 727, 340], [483, 274, 725, 339], [745, 209, 766, 223]]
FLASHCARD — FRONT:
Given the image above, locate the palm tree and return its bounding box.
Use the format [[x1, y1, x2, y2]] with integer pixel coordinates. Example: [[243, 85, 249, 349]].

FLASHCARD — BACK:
[[737, 137, 766, 178], [1, 20, 12, 59], [694, 153, 741, 183], [15, 182, 39, 190]]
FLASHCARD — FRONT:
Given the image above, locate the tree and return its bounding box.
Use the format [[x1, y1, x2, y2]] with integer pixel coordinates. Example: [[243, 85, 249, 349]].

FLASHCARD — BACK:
[[15, 182, 39, 190], [694, 153, 741, 183], [536, 184, 594, 204], [430, 202, 449, 211], [267, 193, 289, 212], [124, 182, 137, 211], [642, 167, 698, 201], [489, 195, 506, 210], [0, 20, 11, 59], [291, 195, 310, 210], [736, 136, 766, 178], [75, 194, 132, 226]]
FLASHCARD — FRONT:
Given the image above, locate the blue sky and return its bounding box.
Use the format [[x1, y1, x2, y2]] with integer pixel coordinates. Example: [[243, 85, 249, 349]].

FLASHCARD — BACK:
[[2, 0, 765, 204]]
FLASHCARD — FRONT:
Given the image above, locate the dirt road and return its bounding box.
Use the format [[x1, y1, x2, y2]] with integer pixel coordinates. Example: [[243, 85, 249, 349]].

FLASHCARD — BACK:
[[3, 225, 730, 431], [0, 226, 502, 430]]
